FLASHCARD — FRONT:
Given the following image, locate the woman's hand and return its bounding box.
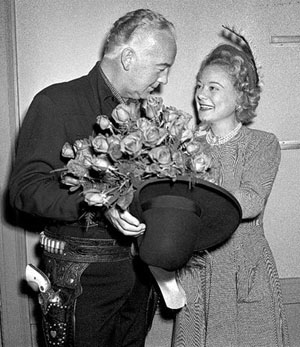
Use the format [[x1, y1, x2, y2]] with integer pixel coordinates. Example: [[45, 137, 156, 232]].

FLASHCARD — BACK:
[[105, 207, 146, 237]]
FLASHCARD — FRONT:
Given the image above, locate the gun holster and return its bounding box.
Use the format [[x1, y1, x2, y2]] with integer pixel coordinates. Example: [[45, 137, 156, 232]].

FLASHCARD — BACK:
[[40, 255, 89, 347]]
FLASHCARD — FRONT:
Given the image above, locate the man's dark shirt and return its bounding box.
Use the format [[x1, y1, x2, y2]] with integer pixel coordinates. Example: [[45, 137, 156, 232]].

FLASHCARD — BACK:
[[9, 62, 120, 237]]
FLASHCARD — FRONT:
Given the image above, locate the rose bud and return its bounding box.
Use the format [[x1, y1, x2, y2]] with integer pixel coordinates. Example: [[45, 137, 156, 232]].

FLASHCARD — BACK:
[[148, 146, 172, 165], [191, 153, 211, 172], [91, 156, 111, 171], [92, 134, 109, 153], [120, 132, 143, 156], [61, 142, 75, 158], [185, 141, 202, 155], [61, 176, 80, 186], [143, 95, 163, 119], [84, 191, 108, 206], [142, 125, 167, 147], [73, 138, 90, 152], [96, 115, 111, 130], [111, 104, 131, 124]]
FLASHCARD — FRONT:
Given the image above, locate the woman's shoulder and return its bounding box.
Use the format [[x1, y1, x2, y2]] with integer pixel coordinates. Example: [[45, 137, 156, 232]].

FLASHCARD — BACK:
[[243, 127, 279, 145], [242, 127, 281, 162]]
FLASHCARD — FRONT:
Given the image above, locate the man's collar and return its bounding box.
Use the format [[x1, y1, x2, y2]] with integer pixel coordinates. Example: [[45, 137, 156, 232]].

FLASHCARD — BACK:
[[98, 63, 126, 104], [98, 63, 141, 105]]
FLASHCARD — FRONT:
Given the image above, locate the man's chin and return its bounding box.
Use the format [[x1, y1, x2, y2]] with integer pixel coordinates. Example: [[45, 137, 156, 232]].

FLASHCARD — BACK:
[[139, 92, 152, 100]]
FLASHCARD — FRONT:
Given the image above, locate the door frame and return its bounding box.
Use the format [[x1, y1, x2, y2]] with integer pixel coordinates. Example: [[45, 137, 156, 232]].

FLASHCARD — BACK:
[[0, 0, 32, 346]]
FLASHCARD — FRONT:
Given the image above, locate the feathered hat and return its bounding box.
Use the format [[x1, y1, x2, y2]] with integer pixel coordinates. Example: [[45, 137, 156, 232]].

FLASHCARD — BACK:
[[212, 25, 260, 89]]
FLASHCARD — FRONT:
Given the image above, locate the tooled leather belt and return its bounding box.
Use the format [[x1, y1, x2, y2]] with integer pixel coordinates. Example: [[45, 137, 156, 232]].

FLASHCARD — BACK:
[[40, 230, 132, 263]]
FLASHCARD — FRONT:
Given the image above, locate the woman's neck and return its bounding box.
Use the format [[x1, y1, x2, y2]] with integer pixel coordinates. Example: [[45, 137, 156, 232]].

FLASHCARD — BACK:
[[210, 119, 239, 137], [206, 121, 242, 146]]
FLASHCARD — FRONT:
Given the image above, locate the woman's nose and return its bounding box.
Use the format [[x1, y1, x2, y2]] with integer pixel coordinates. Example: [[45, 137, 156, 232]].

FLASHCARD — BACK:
[[196, 89, 207, 101], [198, 88, 211, 102]]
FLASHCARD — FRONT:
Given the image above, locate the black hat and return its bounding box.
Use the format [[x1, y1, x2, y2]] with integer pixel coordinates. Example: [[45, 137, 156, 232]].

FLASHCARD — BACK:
[[130, 176, 242, 271]]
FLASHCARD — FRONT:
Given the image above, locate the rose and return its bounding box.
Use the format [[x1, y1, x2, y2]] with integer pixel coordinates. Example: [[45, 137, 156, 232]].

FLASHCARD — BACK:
[[142, 125, 167, 147], [136, 117, 152, 132], [61, 176, 80, 186], [148, 146, 172, 166], [159, 166, 179, 178], [75, 153, 93, 169], [185, 140, 202, 155], [181, 128, 194, 143], [84, 190, 109, 206], [108, 144, 122, 161], [66, 159, 89, 177], [164, 110, 193, 142], [120, 131, 143, 156], [172, 150, 186, 168], [163, 108, 180, 123], [96, 115, 111, 130], [107, 136, 122, 161], [90, 156, 111, 171], [190, 153, 211, 173], [145, 162, 161, 174], [143, 95, 163, 119], [92, 134, 109, 153], [111, 104, 131, 124], [127, 102, 141, 121], [60, 175, 83, 192], [72, 144, 94, 169], [73, 138, 90, 152], [163, 109, 192, 136], [163, 108, 191, 125], [168, 121, 183, 138], [61, 142, 75, 158]]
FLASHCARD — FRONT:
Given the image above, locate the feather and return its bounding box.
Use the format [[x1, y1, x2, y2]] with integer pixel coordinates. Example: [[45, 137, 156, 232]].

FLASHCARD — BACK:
[[221, 25, 254, 57], [220, 25, 260, 86]]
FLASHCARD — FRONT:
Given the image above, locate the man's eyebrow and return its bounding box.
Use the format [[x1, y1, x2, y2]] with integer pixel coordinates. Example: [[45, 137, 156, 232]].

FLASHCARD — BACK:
[[156, 63, 171, 67]]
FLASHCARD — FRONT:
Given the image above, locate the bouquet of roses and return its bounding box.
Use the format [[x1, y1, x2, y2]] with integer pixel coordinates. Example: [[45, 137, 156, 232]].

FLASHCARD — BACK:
[[58, 96, 214, 211]]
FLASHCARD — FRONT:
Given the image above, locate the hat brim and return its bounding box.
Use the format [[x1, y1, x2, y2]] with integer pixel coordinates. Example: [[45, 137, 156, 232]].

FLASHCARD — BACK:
[[130, 176, 241, 270]]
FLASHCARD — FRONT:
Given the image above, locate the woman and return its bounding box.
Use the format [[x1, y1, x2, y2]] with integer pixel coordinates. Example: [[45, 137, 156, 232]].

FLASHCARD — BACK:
[[172, 30, 290, 347]]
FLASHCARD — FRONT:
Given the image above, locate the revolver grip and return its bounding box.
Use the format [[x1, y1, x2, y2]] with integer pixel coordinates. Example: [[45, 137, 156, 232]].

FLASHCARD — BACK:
[[26, 264, 51, 293]]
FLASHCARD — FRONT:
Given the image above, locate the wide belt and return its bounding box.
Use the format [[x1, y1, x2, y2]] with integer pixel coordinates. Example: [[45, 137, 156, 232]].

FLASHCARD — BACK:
[[40, 231, 132, 263]]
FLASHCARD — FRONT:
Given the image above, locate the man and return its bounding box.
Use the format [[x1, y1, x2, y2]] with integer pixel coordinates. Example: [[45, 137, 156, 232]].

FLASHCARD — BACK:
[[9, 8, 177, 347]]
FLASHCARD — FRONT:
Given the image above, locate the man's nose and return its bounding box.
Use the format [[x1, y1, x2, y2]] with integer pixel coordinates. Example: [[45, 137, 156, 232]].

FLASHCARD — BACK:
[[157, 70, 169, 85]]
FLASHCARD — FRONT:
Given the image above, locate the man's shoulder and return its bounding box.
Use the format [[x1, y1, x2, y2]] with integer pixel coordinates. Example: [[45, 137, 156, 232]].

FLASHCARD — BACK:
[[37, 74, 90, 100], [35, 62, 100, 103]]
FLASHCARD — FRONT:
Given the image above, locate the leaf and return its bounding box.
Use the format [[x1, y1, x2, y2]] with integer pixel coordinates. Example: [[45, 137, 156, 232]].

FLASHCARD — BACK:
[[117, 189, 135, 211]]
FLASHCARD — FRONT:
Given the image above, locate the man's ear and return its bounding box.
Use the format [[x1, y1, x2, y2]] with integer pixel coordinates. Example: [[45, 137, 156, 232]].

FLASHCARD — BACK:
[[121, 48, 135, 71]]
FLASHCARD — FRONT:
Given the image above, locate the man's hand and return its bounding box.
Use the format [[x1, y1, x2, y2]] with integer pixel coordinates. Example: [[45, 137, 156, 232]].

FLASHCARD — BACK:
[[105, 207, 146, 237]]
